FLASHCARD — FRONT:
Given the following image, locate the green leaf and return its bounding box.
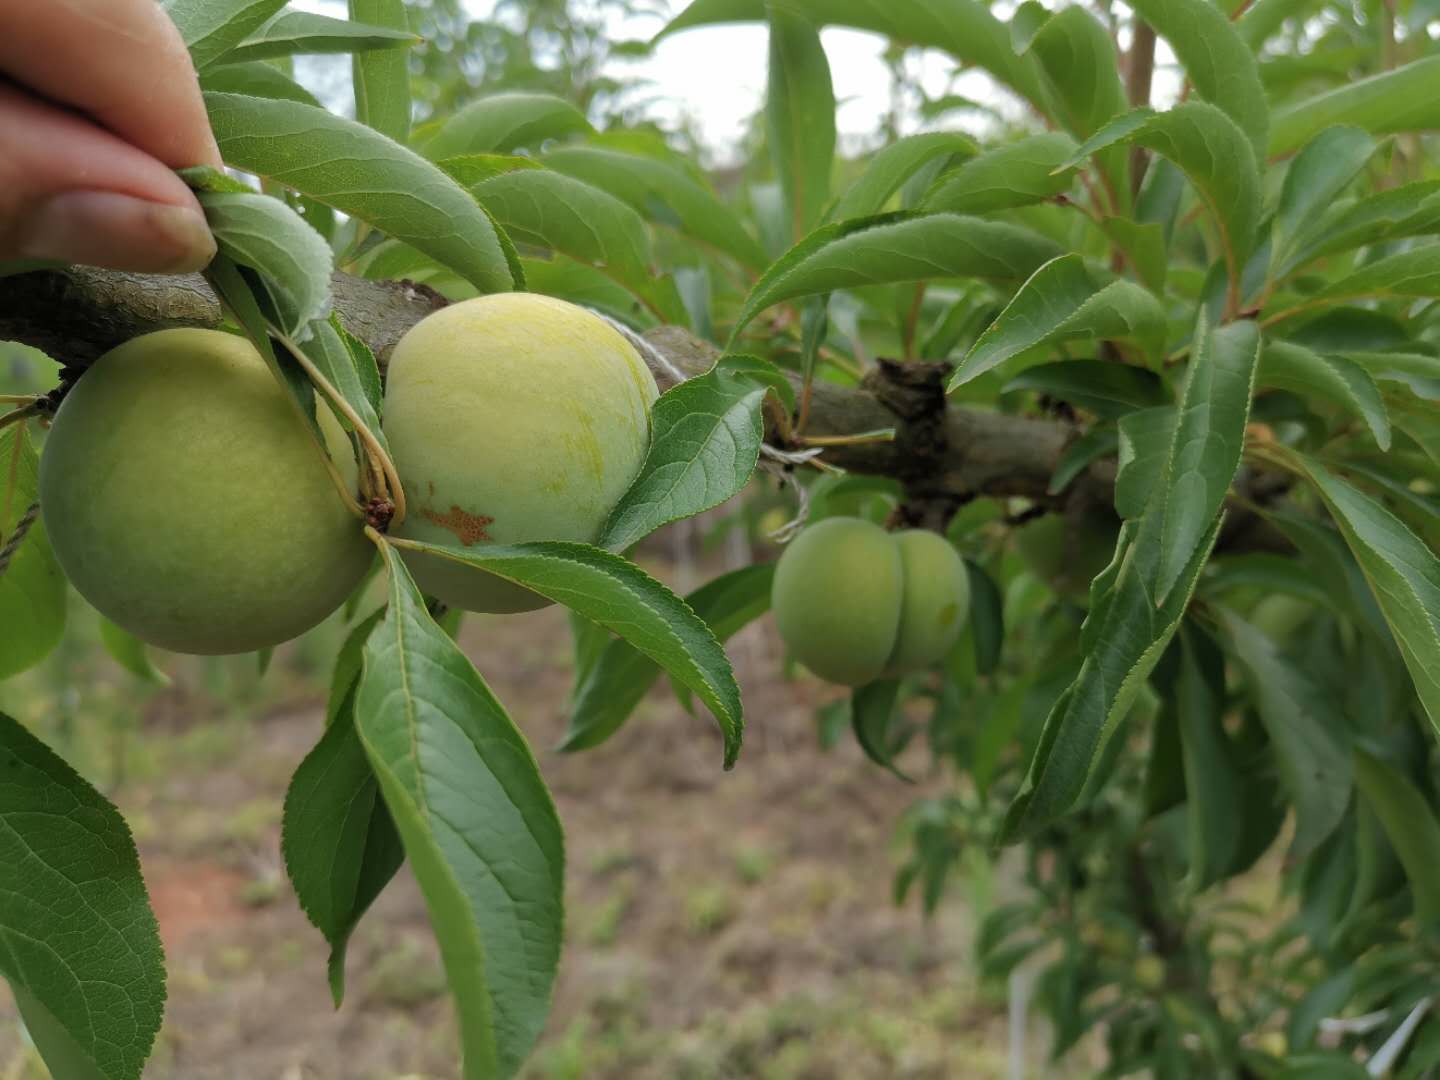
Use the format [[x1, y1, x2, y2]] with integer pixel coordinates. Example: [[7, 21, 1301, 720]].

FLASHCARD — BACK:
[[1127, 0, 1269, 161], [1315, 244, 1440, 306], [1259, 342, 1390, 449], [1217, 609, 1351, 859], [351, 0, 413, 144], [357, 544, 563, 1079], [1284, 180, 1440, 272], [391, 538, 745, 767], [521, 256, 657, 331], [561, 564, 775, 753], [200, 61, 323, 107], [850, 679, 913, 782], [1353, 749, 1440, 925], [0, 711, 165, 1080], [543, 146, 767, 269], [1346, 350, 1440, 402], [283, 708, 404, 1005], [1002, 361, 1168, 419], [717, 353, 798, 413], [599, 369, 766, 553], [729, 213, 1059, 342], [1270, 126, 1378, 275], [225, 10, 417, 63], [206, 92, 516, 294], [1238, 0, 1318, 49], [1269, 56, 1440, 157], [659, 0, 1049, 111], [0, 426, 64, 680], [1049, 427, 1120, 496], [922, 133, 1077, 214], [1065, 104, 1262, 286], [327, 607, 386, 727], [470, 170, 654, 294], [198, 190, 334, 338], [419, 92, 594, 159], [1115, 406, 1175, 519], [1149, 315, 1260, 604], [964, 559, 1004, 676], [1000, 513, 1224, 842], [1173, 624, 1245, 890], [829, 133, 976, 222], [1027, 7, 1127, 143], [766, 3, 836, 238], [1294, 456, 1440, 744], [163, 0, 288, 70], [98, 618, 169, 687], [954, 254, 1166, 388]]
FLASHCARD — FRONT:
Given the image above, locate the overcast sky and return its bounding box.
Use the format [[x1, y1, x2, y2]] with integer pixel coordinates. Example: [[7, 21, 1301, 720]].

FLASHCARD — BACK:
[[293, 1, 1181, 161]]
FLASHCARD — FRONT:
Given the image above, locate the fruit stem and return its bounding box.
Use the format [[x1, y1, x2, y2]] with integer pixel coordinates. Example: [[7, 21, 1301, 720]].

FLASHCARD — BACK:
[[796, 429, 896, 448], [0, 394, 39, 405], [277, 332, 408, 529], [0, 404, 40, 433]]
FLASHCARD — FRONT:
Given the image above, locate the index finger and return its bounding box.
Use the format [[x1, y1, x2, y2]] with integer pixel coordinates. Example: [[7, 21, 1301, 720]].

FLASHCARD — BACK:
[[0, 0, 222, 170]]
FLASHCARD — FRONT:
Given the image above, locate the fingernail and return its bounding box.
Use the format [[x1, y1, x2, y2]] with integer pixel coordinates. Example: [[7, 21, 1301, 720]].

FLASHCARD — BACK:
[[19, 191, 217, 274]]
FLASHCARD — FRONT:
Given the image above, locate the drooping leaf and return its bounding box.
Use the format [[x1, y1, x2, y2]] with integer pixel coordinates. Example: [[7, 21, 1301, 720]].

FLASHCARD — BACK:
[[0, 426, 65, 679], [964, 559, 1004, 676], [851, 679, 913, 782], [560, 563, 774, 751], [1269, 56, 1440, 157], [1002, 361, 1168, 419], [1294, 456, 1440, 743], [98, 618, 169, 687], [390, 537, 744, 767], [766, 4, 836, 238], [922, 133, 1078, 214], [0, 712, 166, 1080], [1064, 104, 1262, 288], [729, 213, 1059, 342], [599, 369, 766, 553], [1218, 610, 1352, 858], [283, 707, 404, 1005], [1259, 342, 1390, 449], [543, 146, 768, 268], [197, 189, 334, 338], [1027, 7, 1127, 144], [1126, 0, 1269, 161], [163, 0, 288, 70], [206, 92, 517, 294], [419, 92, 594, 159], [356, 544, 563, 1079], [1346, 350, 1440, 403], [954, 254, 1167, 388], [224, 10, 417, 64], [1352, 749, 1440, 925], [350, 0, 413, 144], [1149, 315, 1260, 604]]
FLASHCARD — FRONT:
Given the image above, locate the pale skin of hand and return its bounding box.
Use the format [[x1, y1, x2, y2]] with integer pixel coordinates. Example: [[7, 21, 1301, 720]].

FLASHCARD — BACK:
[[0, 0, 221, 273]]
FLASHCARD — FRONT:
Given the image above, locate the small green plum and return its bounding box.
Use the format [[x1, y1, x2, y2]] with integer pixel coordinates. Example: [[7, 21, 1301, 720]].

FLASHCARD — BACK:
[[382, 293, 659, 613], [39, 328, 373, 655], [771, 517, 903, 687], [1250, 593, 1314, 643], [887, 529, 971, 674]]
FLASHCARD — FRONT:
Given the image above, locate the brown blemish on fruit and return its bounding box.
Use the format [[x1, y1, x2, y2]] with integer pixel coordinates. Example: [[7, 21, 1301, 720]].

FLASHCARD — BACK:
[[422, 505, 494, 545]]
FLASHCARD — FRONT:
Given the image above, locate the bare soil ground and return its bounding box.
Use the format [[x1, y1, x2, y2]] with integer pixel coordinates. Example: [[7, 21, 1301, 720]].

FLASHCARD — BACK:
[[0, 568, 1019, 1079]]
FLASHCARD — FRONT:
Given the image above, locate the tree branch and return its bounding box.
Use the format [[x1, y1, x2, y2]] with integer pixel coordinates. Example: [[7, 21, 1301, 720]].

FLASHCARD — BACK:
[[0, 267, 1105, 511]]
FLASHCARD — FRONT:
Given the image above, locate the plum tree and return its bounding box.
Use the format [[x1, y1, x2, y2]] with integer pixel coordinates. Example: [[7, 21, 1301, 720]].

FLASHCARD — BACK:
[[38, 328, 373, 655], [772, 517, 970, 686], [382, 292, 659, 613], [1014, 509, 1120, 602]]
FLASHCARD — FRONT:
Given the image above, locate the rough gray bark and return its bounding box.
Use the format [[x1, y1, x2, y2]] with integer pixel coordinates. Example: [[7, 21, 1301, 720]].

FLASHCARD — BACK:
[[0, 266, 1106, 513]]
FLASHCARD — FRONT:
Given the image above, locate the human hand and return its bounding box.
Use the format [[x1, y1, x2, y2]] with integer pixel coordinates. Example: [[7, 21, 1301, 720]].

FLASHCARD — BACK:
[[0, 0, 220, 274]]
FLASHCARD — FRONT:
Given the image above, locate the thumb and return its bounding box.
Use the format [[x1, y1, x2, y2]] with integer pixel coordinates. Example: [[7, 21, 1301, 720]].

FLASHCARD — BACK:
[[0, 85, 216, 274]]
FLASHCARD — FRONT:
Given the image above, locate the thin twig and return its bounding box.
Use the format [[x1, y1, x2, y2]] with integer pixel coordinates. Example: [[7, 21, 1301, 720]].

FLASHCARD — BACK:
[[0, 404, 40, 434]]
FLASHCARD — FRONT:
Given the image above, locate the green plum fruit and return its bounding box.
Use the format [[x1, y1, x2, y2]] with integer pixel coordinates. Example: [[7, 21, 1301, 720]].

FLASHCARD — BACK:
[[383, 292, 659, 613], [887, 528, 972, 673], [1015, 509, 1120, 602], [771, 518, 972, 686], [39, 328, 372, 655], [1250, 593, 1314, 643], [772, 517, 904, 687]]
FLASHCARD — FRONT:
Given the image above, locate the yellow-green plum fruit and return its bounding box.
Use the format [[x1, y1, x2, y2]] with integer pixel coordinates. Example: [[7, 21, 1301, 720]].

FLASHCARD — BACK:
[[39, 328, 373, 655], [1015, 510, 1120, 601], [887, 529, 971, 673], [383, 293, 659, 613], [771, 517, 904, 687]]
